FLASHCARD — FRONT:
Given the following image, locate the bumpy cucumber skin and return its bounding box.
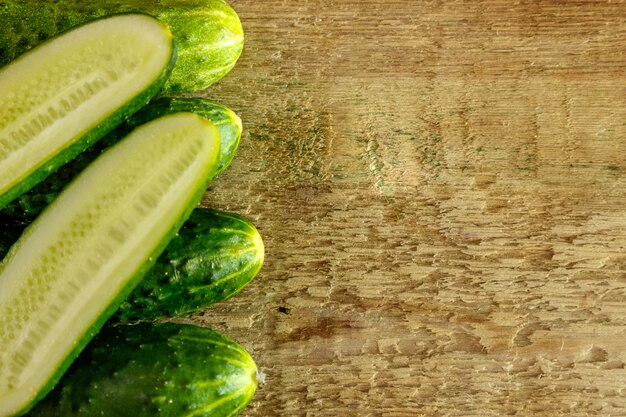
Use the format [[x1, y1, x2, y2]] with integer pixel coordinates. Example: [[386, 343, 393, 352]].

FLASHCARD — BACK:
[[8, 116, 221, 417], [0, 98, 241, 225], [25, 323, 258, 417], [0, 0, 244, 94], [116, 209, 264, 322], [0, 13, 178, 211]]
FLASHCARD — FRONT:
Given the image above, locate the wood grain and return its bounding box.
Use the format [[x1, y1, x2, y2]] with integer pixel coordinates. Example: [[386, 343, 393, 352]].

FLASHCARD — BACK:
[[188, 1, 626, 415]]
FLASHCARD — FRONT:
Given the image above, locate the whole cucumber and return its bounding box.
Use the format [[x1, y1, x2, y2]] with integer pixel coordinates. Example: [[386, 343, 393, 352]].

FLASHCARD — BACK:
[[127, 97, 243, 177], [26, 323, 259, 417], [115, 208, 264, 322], [0, 0, 244, 94]]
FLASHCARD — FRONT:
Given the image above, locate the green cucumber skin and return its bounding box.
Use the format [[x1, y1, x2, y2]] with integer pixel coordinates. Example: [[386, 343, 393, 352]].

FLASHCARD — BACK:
[[25, 323, 257, 417], [0, 0, 244, 95], [0, 98, 241, 225], [7, 116, 221, 417], [0, 13, 178, 211], [116, 209, 264, 322], [0, 221, 21, 260]]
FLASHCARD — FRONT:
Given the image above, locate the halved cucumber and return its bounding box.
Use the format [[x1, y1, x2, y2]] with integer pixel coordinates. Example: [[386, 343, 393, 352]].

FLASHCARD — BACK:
[[0, 113, 220, 417], [0, 0, 244, 95], [0, 13, 176, 209], [1, 97, 242, 224], [127, 97, 243, 177]]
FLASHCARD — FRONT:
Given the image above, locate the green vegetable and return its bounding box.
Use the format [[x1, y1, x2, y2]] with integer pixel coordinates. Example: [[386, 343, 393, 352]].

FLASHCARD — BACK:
[[0, 113, 220, 417], [117, 209, 264, 322], [0, 13, 176, 210], [1, 97, 243, 224], [26, 322, 258, 417], [128, 97, 243, 177], [1, 209, 263, 322], [0, 0, 244, 95]]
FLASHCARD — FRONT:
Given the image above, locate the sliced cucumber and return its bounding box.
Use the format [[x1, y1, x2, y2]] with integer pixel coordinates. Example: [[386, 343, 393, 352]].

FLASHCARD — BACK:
[[0, 0, 244, 94], [0, 113, 220, 417], [0, 13, 176, 209], [1, 97, 242, 225], [127, 97, 243, 177]]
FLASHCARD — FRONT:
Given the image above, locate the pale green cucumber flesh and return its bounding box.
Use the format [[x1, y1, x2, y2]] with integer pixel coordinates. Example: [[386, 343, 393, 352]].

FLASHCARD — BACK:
[[0, 113, 220, 417], [0, 13, 176, 209], [0, 97, 242, 225]]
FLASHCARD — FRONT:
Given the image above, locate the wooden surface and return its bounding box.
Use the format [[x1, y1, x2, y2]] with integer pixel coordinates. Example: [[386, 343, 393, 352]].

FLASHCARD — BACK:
[[190, 1, 626, 415]]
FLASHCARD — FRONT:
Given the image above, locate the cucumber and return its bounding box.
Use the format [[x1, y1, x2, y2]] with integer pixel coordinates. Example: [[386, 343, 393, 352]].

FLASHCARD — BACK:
[[128, 97, 243, 177], [0, 0, 244, 94], [0, 113, 220, 417], [1, 209, 263, 322], [0, 209, 264, 322], [1, 97, 242, 224], [26, 323, 258, 417], [116, 209, 264, 322], [0, 13, 176, 210]]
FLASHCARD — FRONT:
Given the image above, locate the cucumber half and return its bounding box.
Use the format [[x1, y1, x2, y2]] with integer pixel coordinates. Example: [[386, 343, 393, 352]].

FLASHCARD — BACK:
[[0, 97, 242, 225], [0, 13, 176, 209], [0, 0, 244, 95], [127, 97, 243, 177], [0, 113, 220, 417]]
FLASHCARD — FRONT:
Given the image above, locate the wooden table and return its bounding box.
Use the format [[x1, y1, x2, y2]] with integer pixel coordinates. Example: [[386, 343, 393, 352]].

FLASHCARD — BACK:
[[193, 1, 626, 415]]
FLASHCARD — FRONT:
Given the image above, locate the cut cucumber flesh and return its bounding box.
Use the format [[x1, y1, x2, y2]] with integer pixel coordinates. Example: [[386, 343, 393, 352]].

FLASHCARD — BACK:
[[0, 113, 220, 417], [0, 97, 242, 225], [0, 13, 176, 209], [127, 97, 243, 177], [26, 323, 258, 417]]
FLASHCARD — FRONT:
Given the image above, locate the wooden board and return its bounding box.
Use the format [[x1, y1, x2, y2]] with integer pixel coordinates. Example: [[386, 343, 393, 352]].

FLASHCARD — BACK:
[[191, 1, 626, 415]]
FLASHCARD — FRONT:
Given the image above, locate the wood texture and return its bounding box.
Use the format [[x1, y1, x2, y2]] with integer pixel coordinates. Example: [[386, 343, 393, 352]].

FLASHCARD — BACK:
[[190, 1, 626, 415]]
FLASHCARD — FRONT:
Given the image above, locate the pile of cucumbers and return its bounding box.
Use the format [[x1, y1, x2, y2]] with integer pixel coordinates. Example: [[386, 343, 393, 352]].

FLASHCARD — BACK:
[[0, 1, 262, 416]]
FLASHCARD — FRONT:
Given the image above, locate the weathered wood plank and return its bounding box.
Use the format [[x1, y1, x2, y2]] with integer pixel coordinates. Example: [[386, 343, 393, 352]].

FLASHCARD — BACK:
[[192, 1, 626, 415]]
